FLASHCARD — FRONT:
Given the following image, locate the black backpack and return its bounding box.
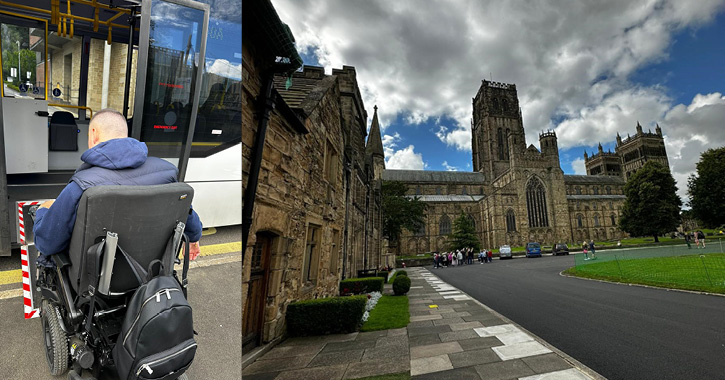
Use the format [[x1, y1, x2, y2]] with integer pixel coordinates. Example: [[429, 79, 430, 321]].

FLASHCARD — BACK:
[[111, 223, 196, 380]]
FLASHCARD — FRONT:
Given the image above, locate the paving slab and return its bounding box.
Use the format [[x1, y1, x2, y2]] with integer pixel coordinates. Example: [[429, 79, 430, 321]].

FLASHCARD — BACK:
[[521, 353, 573, 374], [410, 314, 443, 322], [274, 364, 348, 380], [342, 358, 410, 379], [407, 320, 435, 328], [448, 347, 501, 368], [408, 333, 443, 347], [388, 327, 408, 337], [432, 317, 465, 326], [439, 329, 480, 342], [321, 340, 377, 353], [411, 365, 482, 380], [449, 321, 484, 331], [474, 359, 536, 380], [307, 349, 364, 368], [410, 341, 463, 359], [474, 324, 519, 337], [375, 335, 408, 349], [362, 342, 410, 361], [244, 354, 315, 374], [280, 333, 358, 346], [496, 331, 536, 345], [410, 354, 453, 376], [409, 326, 453, 338], [260, 343, 325, 359], [518, 368, 592, 380], [457, 336, 505, 351], [241, 372, 280, 380], [492, 341, 552, 361], [355, 330, 388, 342]]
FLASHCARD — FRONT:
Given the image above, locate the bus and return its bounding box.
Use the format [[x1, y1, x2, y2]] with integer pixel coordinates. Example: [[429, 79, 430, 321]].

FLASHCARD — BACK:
[[0, 0, 241, 256]]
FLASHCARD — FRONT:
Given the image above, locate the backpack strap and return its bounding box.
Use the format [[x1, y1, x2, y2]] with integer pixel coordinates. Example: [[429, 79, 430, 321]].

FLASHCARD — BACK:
[[180, 233, 190, 298]]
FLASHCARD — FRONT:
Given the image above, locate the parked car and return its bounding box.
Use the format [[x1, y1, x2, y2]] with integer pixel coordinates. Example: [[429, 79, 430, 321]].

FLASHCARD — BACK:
[[552, 243, 570, 256], [525, 242, 542, 258], [499, 245, 512, 259]]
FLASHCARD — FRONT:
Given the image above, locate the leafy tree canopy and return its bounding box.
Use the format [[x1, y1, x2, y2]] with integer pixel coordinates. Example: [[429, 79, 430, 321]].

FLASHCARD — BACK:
[[448, 212, 481, 251], [619, 161, 682, 242], [688, 147, 725, 228], [381, 181, 426, 245]]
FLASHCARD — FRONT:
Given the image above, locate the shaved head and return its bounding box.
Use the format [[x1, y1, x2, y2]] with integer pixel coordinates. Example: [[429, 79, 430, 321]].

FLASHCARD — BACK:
[[88, 108, 129, 147]]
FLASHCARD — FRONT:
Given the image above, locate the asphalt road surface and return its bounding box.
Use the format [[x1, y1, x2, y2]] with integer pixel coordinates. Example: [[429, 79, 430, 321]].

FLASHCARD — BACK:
[[432, 253, 725, 380], [0, 260, 242, 379]]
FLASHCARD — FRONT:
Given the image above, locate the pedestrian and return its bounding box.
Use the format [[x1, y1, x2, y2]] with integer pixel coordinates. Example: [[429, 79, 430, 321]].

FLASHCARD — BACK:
[[582, 241, 589, 260], [487, 249, 493, 263], [468, 248, 473, 265], [698, 230, 706, 248], [617, 240, 622, 248], [457, 250, 463, 266], [433, 253, 439, 268], [685, 233, 691, 249], [441, 252, 448, 267], [589, 240, 596, 259], [694, 231, 700, 248]]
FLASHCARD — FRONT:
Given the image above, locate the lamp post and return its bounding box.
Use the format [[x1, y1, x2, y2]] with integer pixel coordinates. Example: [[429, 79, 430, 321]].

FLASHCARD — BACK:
[[16, 41, 20, 85]]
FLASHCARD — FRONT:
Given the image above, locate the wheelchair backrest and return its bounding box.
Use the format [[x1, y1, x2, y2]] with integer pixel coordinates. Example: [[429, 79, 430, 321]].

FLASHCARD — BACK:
[[68, 183, 194, 295]]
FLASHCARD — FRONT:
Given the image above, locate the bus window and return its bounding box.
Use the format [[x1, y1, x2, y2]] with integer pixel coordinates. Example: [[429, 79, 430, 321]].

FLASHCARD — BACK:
[[192, 16, 241, 158], [47, 33, 82, 117], [0, 15, 45, 100], [85, 39, 137, 118]]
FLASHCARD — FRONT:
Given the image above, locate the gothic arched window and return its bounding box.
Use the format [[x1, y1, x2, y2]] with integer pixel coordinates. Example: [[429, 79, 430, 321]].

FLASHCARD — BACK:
[[468, 215, 476, 231], [492, 98, 500, 113], [526, 177, 549, 228], [594, 214, 600, 227], [415, 186, 421, 195], [606, 186, 612, 195], [506, 209, 516, 232], [575, 186, 581, 195], [593, 187, 599, 195], [610, 214, 616, 226], [436, 187, 442, 195], [439, 215, 451, 235], [497, 128, 505, 160], [577, 214, 583, 227], [462, 186, 467, 195]]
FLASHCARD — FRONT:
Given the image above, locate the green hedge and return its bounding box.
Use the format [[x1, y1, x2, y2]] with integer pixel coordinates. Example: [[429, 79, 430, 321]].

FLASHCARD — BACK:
[[340, 277, 384, 295], [393, 275, 411, 295], [286, 296, 366, 336], [391, 270, 408, 280]]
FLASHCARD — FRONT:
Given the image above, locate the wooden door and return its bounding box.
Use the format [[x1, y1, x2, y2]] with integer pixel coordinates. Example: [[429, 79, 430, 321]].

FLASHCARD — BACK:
[[243, 236, 270, 353]]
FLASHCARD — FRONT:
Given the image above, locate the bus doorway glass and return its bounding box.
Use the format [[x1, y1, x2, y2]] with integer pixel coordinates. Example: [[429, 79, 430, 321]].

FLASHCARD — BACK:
[[0, 15, 45, 100]]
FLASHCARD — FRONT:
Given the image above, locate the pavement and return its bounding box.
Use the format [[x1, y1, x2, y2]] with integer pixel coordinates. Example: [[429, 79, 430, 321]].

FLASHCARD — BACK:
[[244, 267, 601, 380], [0, 225, 242, 379], [433, 250, 725, 380]]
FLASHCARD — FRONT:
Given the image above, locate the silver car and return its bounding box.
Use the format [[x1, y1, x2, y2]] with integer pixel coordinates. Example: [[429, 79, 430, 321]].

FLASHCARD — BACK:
[[499, 245, 512, 259]]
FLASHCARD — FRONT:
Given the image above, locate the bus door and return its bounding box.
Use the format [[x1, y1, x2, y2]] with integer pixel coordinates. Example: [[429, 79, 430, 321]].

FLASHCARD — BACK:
[[131, 0, 209, 182]]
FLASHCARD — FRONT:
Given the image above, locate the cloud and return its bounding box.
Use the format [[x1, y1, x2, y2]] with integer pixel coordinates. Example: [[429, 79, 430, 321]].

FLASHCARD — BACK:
[[386, 145, 425, 170], [206, 59, 242, 80], [571, 157, 587, 175], [442, 161, 458, 171]]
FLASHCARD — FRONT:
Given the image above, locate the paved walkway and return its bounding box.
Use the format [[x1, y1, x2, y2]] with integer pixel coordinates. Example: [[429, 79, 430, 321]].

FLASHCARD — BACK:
[[244, 267, 602, 380]]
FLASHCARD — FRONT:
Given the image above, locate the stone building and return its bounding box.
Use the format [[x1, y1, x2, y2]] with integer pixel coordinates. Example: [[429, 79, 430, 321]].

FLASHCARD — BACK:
[[242, 0, 383, 354], [585, 122, 669, 181], [390, 80, 631, 253]]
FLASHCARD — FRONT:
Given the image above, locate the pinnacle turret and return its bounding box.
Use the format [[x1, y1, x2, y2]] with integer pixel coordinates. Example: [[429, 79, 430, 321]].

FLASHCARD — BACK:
[[366, 105, 384, 158]]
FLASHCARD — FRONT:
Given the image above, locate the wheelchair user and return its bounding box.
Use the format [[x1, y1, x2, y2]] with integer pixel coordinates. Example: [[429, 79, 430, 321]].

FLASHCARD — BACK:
[[33, 108, 202, 265]]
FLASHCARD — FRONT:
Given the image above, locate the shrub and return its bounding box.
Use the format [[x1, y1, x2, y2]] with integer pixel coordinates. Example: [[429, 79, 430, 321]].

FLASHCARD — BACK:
[[377, 270, 389, 283], [392, 275, 411, 295], [339, 277, 385, 295], [392, 270, 408, 279], [286, 296, 366, 336]]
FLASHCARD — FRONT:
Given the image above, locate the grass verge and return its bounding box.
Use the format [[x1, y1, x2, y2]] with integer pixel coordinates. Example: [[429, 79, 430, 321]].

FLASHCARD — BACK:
[[350, 372, 410, 380], [563, 253, 725, 294], [360, 295, 410, 332]]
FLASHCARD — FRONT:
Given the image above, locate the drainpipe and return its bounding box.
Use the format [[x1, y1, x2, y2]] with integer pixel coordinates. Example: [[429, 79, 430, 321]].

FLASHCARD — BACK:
[[242, 75, 275, 257], [341, 160, 351, 279], [363, 181, 370, 270]]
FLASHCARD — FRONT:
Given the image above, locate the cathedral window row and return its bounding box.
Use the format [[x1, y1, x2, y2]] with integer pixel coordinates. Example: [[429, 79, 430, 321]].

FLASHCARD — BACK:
[[506, 209, 516, 232], [439, 215, 451, 235], [526, 177, 549, 228]]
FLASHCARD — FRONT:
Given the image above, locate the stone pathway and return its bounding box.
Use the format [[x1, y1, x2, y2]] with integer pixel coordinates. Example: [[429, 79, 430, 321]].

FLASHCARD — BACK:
[[243, 268, 603, 380]]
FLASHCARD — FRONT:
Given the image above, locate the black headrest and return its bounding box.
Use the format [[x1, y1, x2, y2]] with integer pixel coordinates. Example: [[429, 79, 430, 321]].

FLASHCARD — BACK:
[[50, 111, 77, 125]]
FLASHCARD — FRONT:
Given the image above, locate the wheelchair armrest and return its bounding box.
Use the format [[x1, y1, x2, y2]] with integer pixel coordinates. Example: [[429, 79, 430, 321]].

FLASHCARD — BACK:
[[52, 252, 72, 269]]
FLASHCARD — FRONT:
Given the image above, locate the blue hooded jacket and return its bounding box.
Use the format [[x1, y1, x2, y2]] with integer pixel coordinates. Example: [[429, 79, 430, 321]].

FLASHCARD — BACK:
[[34, 138, 202, 263]]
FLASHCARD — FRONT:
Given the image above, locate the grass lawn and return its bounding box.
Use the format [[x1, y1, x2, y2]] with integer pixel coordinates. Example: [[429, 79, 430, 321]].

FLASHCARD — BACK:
[[360, 295, 410, 332], [564, 253, 725, 294], [350, 373, 410, 380]]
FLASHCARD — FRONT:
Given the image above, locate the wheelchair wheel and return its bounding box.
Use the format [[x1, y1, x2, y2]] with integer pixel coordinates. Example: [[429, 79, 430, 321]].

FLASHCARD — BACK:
[[41, 299, 69, 376]]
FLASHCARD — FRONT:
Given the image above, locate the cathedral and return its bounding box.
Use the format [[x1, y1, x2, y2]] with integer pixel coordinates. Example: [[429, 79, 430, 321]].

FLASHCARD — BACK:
[[383, 80, 670, 252]]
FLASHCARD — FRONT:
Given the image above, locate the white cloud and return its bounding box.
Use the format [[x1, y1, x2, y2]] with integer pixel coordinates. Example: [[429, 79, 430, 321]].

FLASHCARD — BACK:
[[386, 145, 425, 170], [206, 59, 242, 80], [571, 157, 587, 175], [442, 161, 458, 171]]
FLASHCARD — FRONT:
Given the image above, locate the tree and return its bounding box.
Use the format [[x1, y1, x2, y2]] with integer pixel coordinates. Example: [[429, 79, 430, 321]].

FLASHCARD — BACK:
[[381, 181, 426, 247], [619, 161, 682, 242], [688, 147, 725, 228], [448, 212, 481, 251]]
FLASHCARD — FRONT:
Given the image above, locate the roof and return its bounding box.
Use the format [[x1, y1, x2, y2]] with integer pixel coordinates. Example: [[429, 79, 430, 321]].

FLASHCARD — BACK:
[[366, 106, 384, 157], [243, 0, 303, 73], [564, 175, 625, 185], [407, 195, 485, 202], [383, 170, 485, 183], [567, 195, 626, 200], [272, 74, 337, 118]]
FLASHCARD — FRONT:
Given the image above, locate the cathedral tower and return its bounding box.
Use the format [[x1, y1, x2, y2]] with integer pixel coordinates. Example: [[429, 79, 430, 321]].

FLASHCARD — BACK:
[[472, 80, 526, 181]]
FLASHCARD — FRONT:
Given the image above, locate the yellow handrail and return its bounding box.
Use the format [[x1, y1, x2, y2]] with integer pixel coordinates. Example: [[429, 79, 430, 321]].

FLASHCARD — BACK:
[[48, 104, 94, 118]]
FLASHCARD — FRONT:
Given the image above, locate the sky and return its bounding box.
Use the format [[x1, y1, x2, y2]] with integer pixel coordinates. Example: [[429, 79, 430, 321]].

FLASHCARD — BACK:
[[273, 0, 725, 203]]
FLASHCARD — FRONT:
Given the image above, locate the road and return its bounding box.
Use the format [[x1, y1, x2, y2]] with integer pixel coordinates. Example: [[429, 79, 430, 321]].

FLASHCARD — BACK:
[[0, 226, 241, 379], [431, 253, 725, 380]]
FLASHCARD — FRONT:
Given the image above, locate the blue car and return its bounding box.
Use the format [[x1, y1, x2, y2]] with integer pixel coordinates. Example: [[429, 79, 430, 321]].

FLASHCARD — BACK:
[[526, 242, 542, 258]]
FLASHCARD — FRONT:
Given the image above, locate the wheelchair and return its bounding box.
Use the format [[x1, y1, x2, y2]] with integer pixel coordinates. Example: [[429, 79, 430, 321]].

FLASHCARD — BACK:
[[33, 183, 195, 380]]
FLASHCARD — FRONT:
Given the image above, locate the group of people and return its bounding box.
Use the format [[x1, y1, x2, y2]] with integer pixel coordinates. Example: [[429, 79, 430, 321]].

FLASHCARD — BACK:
[[685, 230, 707, 249], [433, 248, 493, 268], [582, 240, 596, 260]]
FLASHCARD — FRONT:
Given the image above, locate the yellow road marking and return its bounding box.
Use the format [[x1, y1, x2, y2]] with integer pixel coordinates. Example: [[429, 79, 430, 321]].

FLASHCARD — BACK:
[[0, 269, 22, 286], [200, 241, 241, 257]]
